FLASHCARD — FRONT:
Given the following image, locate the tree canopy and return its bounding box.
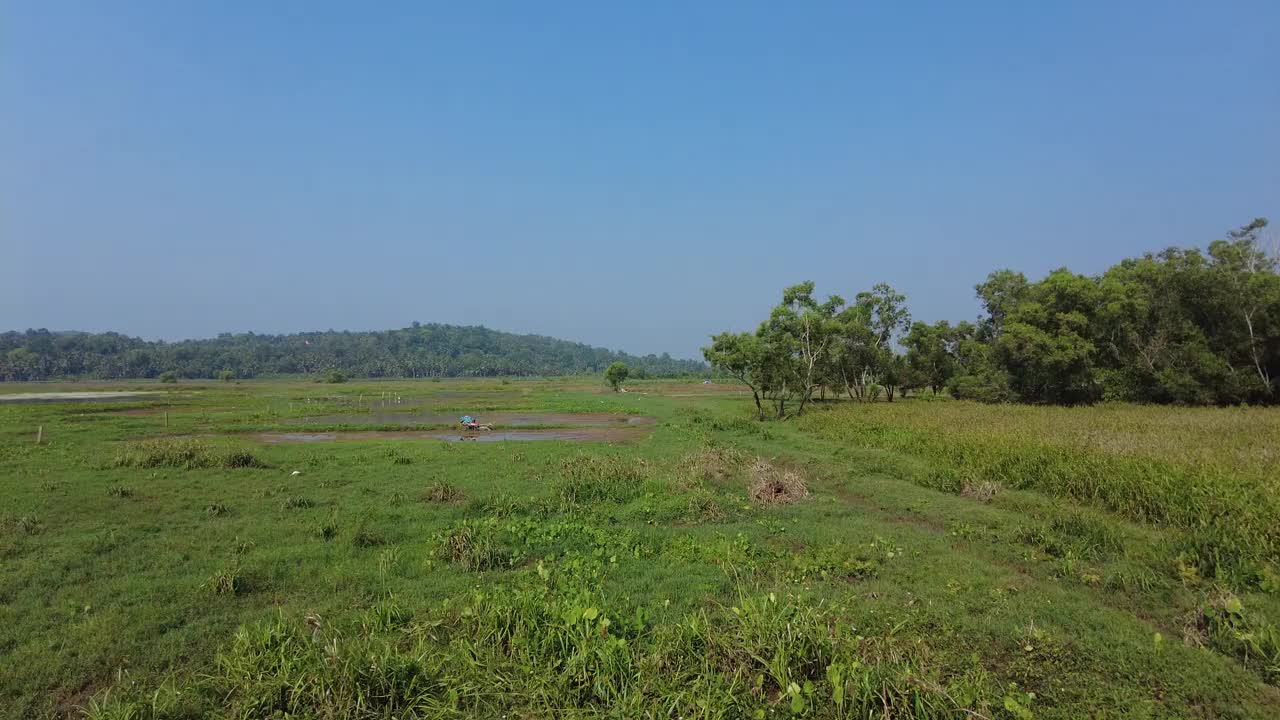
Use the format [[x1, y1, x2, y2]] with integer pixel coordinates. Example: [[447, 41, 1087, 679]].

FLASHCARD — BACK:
[[706, 218, 1279, 412]]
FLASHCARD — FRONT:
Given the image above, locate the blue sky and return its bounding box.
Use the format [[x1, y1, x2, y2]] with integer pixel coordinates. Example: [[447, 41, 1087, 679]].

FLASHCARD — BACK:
[[3, 1, 1277, 358]]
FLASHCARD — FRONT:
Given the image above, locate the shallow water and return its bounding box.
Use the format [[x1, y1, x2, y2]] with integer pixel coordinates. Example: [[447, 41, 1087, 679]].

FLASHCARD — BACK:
[[0, 391, 167, 404], [286, 411, 654, 428], [257, 426, 647, 443]]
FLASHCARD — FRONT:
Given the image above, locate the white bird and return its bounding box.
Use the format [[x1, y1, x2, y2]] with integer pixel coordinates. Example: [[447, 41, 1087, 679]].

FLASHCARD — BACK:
[[291, 470, 302, 476]]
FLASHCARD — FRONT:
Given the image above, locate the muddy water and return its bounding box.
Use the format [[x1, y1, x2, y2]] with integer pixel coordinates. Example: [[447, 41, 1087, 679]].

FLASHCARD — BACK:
[[257, 426, 648, 443], [286, 411, 654, 428]]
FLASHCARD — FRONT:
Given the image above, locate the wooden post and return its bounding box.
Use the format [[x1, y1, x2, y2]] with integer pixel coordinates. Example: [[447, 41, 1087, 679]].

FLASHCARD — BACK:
[[164, 412, 169, 428], [36, 425, 42, 444]]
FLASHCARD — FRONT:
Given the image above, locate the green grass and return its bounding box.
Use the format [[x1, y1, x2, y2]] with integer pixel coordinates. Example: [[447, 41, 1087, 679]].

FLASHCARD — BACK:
[[1, 378, 1279, 718]]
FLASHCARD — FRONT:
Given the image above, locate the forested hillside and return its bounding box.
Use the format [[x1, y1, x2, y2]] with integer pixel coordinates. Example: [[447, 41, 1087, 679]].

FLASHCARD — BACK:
[[0, 324, 704, 380]]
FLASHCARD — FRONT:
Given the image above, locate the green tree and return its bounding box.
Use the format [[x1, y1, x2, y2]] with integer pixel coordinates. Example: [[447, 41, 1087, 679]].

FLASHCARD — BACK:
[[903, 321, 956, 395], [703, 332, 768, 418], [833, 283, 910, 401], [704, 282, 842, 419], [995, 269, 1102, 404], [604, 362, 630, 391]]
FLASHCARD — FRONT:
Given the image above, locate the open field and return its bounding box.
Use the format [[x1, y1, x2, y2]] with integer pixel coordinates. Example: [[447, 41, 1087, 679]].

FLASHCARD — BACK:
[[2, 378, 1279, 718]]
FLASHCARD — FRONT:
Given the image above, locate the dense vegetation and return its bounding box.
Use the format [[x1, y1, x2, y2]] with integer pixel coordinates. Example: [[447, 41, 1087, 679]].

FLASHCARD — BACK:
[[2, 379, 1278, 718], [0, 323, 704, 381], [706, 218, 1279, 408]]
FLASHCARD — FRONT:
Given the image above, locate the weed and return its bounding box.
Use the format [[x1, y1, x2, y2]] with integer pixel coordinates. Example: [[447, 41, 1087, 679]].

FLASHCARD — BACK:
[[786, 545, 877, 584], [205, 502, 229, 517], [106, 484, 135, 499], [1199, 590, 1280, 683]]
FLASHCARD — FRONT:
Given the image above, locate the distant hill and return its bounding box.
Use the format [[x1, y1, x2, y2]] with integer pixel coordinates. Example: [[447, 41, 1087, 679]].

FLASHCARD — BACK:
[[0, 325, 706, 381]]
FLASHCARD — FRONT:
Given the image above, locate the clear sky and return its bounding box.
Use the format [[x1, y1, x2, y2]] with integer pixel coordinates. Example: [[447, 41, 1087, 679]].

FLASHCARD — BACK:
[[3, 2, 1277, 358]]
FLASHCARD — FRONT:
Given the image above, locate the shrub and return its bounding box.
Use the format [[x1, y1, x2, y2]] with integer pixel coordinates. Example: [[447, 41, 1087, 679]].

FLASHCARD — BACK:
[[320, 369, 347, 384], [217, 370, 235, 382], [158, 371, 178, 383]]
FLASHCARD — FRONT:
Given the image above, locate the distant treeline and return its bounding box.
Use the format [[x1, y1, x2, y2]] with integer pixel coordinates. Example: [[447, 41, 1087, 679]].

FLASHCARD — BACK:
[[706, 218, 1279, 412], [0, 323, 706, 381]]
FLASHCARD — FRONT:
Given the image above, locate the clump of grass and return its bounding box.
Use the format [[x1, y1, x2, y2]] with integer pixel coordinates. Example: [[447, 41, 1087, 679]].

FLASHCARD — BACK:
[[352, 526, 387, 548], [112, 439, 269, 470], [203, 563, 246, 595], [748, 459, 808, 506], [553, 453, 647, 505], [423, 479, 463, 504], [677, 446, 748, 489], [361, 596, 412, 633], [205, 502, 230, 517], [315, 512, 339, 541], [684, 490, 727, 523], [960, 479, 1002, 502], [6, 514, 43, 535], [435, 522, 507, 571], [281, 497, 315, 510], [106, 484, 135, 499]]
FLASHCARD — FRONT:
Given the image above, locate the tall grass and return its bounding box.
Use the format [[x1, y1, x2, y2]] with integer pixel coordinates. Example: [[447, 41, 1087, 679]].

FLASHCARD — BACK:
[[111, 439, 269, 470], [797, 404, 1280, 588]]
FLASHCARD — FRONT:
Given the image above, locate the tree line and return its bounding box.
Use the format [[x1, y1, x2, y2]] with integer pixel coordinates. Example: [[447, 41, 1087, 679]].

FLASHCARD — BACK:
[[0, 323, 705, 381], [704, 219, 1279, 415]]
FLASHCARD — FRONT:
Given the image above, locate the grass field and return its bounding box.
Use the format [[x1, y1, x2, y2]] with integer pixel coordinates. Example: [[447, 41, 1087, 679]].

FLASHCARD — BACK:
[[2, 378, 1279, 719]]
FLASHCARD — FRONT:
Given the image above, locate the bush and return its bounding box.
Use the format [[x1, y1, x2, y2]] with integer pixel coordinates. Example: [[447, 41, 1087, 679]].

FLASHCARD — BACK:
[[217, 370, 235, 382], [320, 369, 348, 384], [158, 371, 178, 383], [947, 371, 1012, 403]]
